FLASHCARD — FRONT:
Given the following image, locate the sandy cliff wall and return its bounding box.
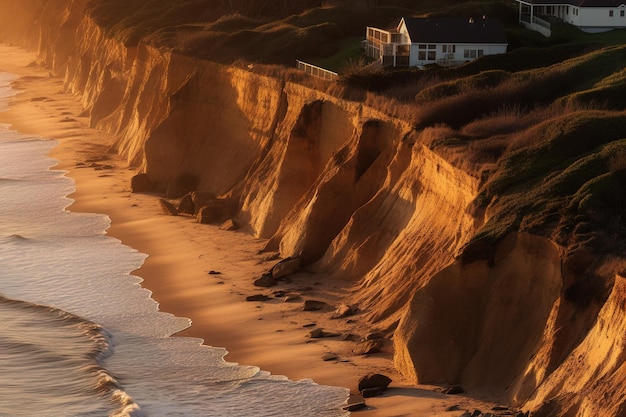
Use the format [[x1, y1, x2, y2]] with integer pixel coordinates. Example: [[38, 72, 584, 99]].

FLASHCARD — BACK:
[[2, 2, 625, 415], [0, 0, 476, 327]]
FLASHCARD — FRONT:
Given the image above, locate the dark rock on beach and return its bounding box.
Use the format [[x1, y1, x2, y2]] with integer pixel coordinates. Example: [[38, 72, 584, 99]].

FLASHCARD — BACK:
[[131, 173, 153, 193], [246, 294, 270, 302], [309, 328, 341, 338], [358, 373, 392, 393], [343, 394, 367, 412], [219, 219, 239, 231], [443, 385, 465, 395], [360, 387, 384, 398], [159, 198, 178, 216], [254, 273, 278, 288], [191, 192, 216, 214], [332, 303, 355, 319], [177, 193, 195, 215], [271, 257, 301, 279], [303, 299, 327, 311], [196, 199, 229, 224], [353, 339, 382, 355]]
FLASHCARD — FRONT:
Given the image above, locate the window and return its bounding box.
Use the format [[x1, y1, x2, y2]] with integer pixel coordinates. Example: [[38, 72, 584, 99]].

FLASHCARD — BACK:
[[610, 10, 614, 16], [443, 45, 456, 54], [463, 49, 484, 60], [417, 44, 436, 61], [621, 10, 625, 17]]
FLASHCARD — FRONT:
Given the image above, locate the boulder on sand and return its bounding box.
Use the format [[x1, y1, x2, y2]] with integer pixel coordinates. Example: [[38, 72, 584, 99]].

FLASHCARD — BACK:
[[177, 193, 195, 215], [196, 199, 229, 224], [271, 257, 301, 279], [159, 198, 178, 216], [358, 373, 392, 393], [131, 173, 153, 193]]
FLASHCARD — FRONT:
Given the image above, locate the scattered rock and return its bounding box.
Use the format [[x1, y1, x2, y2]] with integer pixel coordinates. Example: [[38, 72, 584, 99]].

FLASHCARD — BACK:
[[303, 300, 328, 311], [191, 192, 217, 214], [492, 406, 510, 411], [360, 387, 384, 398], [219, 219, 239, 231], [159, 199, 178, 216], [254, 273, 277, 288], [177, 193, 195, 215], [339, 333, 356, 341], [358, 373, 392, 393], [207, 270, 222, 275], [302, 323, 316, 328], [271, 257, 301, 279], [343, 394, 366, 412], [196, 199, 229, 224], [309, 328, 325, 338], [272, 290, 288, 298], [309, 328, 341, 338], [471, 410, 482, 417], [332, 304, 354, 319], [321, 353, 338, 361], [446, 405, 461, 411], [131, 173, 153, 193], [283, 293, 302, 302], [246, 294, 270, 302], [443, 385, 465, 395], [353, 339, 382, 355]]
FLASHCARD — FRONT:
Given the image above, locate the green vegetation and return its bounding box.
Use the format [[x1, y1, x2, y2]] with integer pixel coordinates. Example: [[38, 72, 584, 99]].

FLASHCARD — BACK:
[[84, 0, 626, 301]]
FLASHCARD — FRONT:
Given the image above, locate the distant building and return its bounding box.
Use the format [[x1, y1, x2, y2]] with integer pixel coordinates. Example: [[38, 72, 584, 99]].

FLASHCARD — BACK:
[[516, 0, 626, 36], [365, 16, 508, 68]]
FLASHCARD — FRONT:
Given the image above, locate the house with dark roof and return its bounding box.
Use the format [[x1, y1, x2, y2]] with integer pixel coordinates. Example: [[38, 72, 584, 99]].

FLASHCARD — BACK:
[[516, 0, 626, 36], [365, 17, 508, 68]]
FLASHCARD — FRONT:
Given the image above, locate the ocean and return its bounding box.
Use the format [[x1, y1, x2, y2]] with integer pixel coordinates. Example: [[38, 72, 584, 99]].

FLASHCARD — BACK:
[[0, 71, 349, 417]]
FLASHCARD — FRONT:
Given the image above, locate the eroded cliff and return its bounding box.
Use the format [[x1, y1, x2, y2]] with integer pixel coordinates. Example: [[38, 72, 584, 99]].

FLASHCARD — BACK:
[[1, 1, 625, 416]]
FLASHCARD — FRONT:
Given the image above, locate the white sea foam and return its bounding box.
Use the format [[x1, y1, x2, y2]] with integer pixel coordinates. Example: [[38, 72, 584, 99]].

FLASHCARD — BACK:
[[0, 72, 349, 417]]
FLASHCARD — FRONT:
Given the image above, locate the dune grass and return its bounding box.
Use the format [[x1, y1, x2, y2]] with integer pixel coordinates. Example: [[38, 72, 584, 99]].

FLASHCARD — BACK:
[[83, 0, 626, 274]]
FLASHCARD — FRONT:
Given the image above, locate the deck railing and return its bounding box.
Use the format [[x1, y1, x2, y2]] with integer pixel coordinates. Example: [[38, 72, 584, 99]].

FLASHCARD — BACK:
[[520, 14, 552, 37], [296, 60, 338, 81]]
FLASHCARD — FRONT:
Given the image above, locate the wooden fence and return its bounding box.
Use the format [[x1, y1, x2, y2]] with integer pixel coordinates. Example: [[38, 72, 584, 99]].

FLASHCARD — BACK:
[[296, 60, 338, 81]]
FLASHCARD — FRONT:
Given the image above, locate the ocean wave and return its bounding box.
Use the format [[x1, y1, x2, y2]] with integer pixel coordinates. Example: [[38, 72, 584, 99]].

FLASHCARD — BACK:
[[0, 295, 141, 417]]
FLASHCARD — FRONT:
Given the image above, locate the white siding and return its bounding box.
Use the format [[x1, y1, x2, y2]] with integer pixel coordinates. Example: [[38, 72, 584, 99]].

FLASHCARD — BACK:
[[578, 6, 626, 29], [409, 43, 507, 66]]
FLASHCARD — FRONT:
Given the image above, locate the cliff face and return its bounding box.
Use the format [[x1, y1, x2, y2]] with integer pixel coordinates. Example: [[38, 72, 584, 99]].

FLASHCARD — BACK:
[[2, 2, 625, 416]]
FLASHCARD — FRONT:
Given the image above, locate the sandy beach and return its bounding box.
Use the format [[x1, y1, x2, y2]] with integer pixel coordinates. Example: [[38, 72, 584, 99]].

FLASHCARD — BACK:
[[0, 44, 498, 416]]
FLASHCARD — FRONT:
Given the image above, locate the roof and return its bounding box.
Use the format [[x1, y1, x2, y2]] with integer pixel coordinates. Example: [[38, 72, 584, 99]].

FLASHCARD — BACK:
[[517, 0, 626, 6], [401, 17, 507, 45]]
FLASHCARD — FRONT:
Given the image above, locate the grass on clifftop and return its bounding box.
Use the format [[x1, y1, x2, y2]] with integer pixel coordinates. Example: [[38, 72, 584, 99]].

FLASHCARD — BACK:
[[84, 0, 626, 280]]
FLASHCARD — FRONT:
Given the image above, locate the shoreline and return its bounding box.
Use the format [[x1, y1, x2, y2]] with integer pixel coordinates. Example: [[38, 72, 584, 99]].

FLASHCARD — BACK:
[[0, 44, 496, 417]]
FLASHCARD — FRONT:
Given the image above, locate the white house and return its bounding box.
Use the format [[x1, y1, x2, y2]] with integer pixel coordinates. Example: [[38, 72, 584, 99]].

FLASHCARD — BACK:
[[365, 17, 508, 68], [516, 0, 626, 36]]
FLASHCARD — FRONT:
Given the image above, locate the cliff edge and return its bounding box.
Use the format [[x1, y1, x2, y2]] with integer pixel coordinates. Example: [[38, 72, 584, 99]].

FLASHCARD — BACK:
[[1, 1, 625, 416]]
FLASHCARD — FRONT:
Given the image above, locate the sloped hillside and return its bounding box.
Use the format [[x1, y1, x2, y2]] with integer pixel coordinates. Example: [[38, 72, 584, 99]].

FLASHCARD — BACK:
[[0, 1, 624, 416]]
